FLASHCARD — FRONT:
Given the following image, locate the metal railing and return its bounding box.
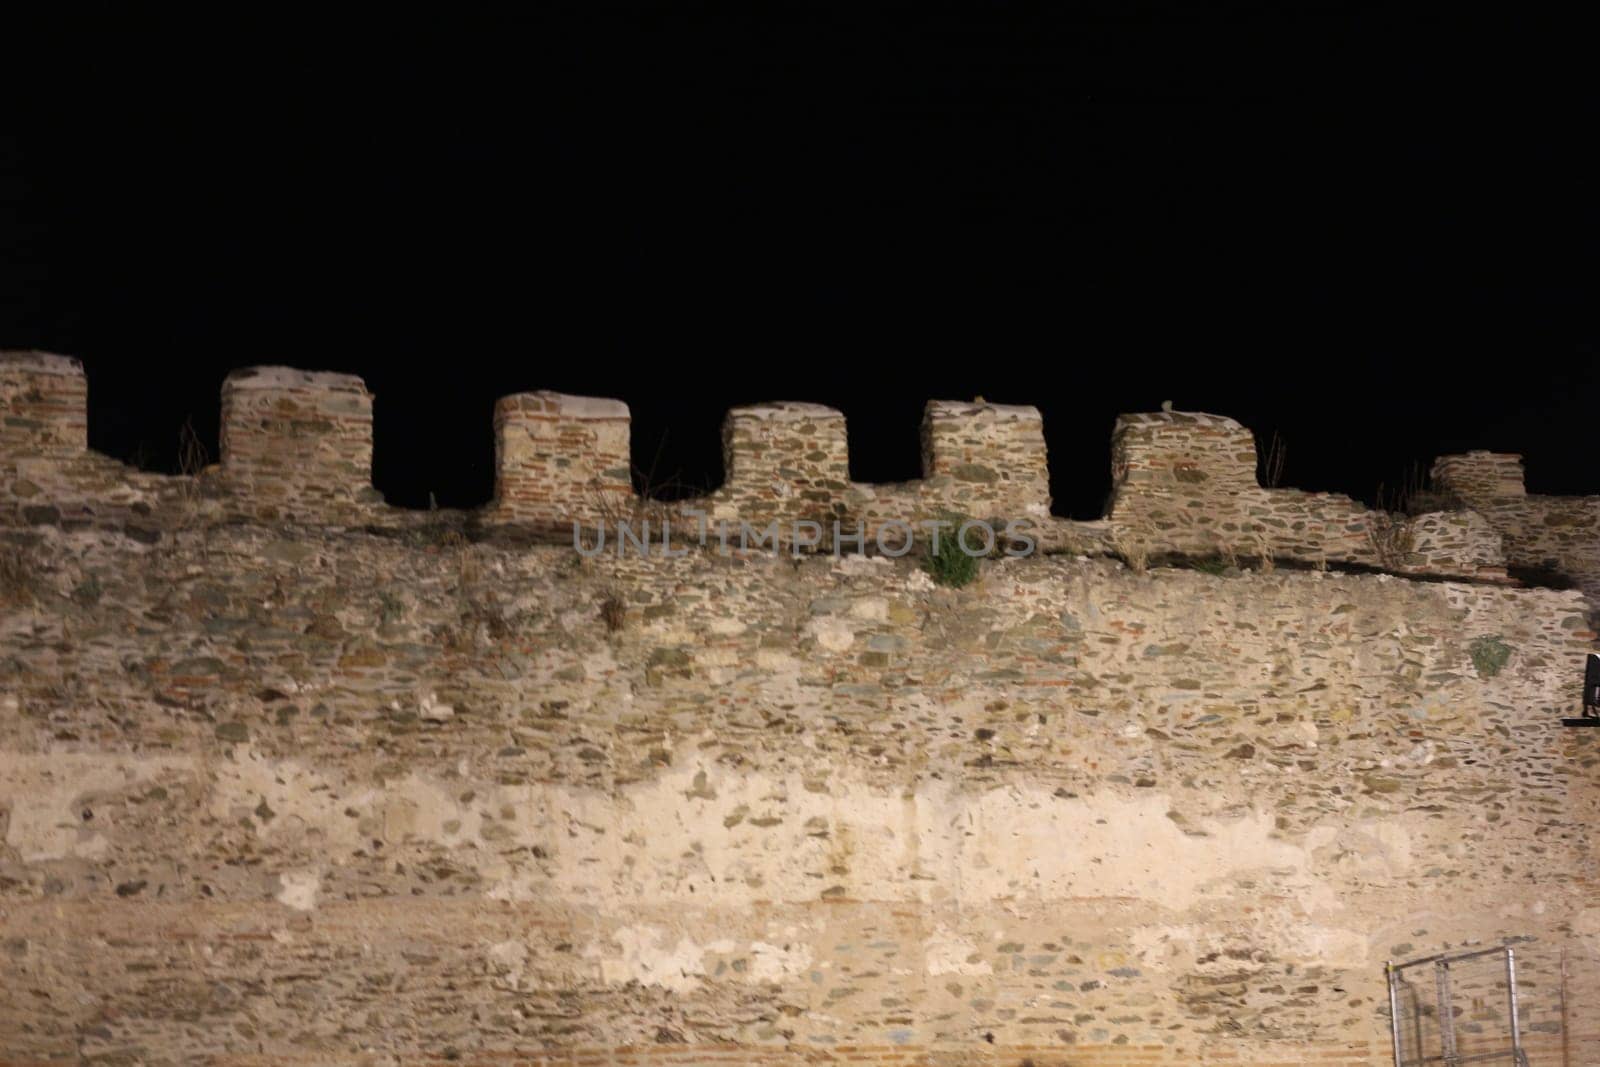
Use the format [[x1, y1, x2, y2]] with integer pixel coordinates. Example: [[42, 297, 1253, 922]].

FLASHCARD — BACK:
[[1387, 944, 1528, 1067]]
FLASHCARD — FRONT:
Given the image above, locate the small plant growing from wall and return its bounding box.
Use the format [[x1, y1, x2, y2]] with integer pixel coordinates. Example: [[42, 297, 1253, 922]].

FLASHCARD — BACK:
[[1110, 528, 1150, 575], [599, 588, 627, 632], [1216, 538, 1240, 571], [166, 415, 218, 560], [1366, 512, 1416, 571], [923, 515, 981, 588], [1257, 429, 1288, 489], [1375, 460, 1428, 517], [1469, 634, 1513, 678], [1251, 532, 1275, 573], [0, 545, 34, 606], [71, 574, 103, 608], [377, 591, 405, 626]]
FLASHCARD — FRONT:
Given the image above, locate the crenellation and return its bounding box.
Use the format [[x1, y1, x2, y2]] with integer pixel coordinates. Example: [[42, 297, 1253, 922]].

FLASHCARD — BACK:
[[218, 365, 374, 522], [1433, 450, 1600, 605], [492, 390, 634, 528], [1431, 450, 1528, 503], [1105, 410, 1511, 581], [4, 17, 1593, 1065], [0, 357, 1567, 591], [0, 349, 88, 457], [0, 351, 178, 529], [1110, 409, 1261, 494], [919, 399, 1051, 519], [711, 401, 853, 528]]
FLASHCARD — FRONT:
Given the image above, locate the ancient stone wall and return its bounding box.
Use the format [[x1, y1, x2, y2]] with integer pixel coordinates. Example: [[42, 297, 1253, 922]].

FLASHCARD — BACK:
[[1, 529, 1596, 1066], [3, 351, 1600, 1066], [1432, 450, 1600, 607]]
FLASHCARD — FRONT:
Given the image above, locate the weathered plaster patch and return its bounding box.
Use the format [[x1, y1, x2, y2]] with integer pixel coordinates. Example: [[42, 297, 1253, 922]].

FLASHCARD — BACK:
[[205, 745, 1386, 923], [806, 616, 856, 652], [586, 925, 814, 992], [487, 938, 530, 989], [925, 928, 993, 976], [275, 868, 321, 910], [1307, 819, 1414, 881], [493, 757, 1341, 914], [593, 924, 708, 993], [211, 749, 367, 854], [746, 939, 814, 983], [0, 751, 192, 861], [849, 596, 890, 621], [1575, 907, 1600, 951], [213, 751, 524, 856]]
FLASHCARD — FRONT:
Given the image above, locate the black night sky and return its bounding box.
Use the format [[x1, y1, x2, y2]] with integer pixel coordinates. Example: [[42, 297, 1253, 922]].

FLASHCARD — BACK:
[[2, 8, 1595, 518]]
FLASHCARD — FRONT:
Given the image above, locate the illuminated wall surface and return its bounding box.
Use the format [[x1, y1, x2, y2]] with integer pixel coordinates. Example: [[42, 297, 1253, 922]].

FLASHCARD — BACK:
[[3, 351, 1598, 1066]]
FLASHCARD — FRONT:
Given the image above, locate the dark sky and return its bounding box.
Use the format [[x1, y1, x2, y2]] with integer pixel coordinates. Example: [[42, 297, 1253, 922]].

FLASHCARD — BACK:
[[2, 7, 1595, 517]]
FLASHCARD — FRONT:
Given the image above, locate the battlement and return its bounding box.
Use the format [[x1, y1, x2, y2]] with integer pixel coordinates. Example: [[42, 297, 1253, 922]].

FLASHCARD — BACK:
[[492, 390, 633, 527], [218, 366, 374, 521], [0, 353, 1549, 587], [1433, 449, 1600, 604], [921, 399, 1051, 518], [716, 402, 852, 524], [1432, 450, 1528, 503], [0, 350, 88, 457], [1109, 411, 1375, 564], [698, 399, 1054, 541], [1111, 410, 1260, 494]]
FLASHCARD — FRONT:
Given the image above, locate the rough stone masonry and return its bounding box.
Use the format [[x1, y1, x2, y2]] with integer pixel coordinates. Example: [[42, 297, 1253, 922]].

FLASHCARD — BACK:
[[1, 352, 1598, 1066]]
